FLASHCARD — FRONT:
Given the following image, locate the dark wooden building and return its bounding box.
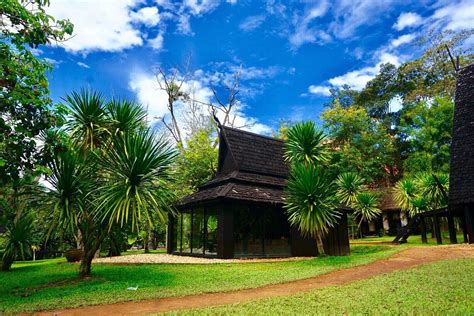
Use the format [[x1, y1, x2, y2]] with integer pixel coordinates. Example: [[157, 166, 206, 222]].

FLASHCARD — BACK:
[[167, 126, 350, 258], [449, 64, 474, 244]]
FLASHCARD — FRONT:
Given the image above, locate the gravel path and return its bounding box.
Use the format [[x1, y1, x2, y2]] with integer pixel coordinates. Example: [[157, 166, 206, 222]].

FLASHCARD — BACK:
[[94, 253, 311, 264]]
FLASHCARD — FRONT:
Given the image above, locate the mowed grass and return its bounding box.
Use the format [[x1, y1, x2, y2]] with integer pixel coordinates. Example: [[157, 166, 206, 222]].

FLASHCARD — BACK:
[[176, 258, 474, 315], [351, 233, 466, 246], [0, 245, 399, 313]]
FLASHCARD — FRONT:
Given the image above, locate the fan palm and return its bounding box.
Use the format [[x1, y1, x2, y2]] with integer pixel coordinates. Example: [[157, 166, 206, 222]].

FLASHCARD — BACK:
[[64, 89, 107, 152], [284, 163, 340, 255], [105, 98, 147, 136], [94, 129, 177, 231], [336, 172, 365, 206], [410, 196, 429, 215], [285, 121, 330, 166], [1, 214, 34, 271], [353, 192, 381, 227]]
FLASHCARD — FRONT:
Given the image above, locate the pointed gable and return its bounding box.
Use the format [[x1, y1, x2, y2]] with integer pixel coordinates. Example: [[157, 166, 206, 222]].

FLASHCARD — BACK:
[[219, 126, 289, 178]]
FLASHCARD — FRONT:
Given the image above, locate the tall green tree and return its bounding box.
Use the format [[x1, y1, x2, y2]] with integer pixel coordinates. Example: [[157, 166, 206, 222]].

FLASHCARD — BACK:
[[0, 0, 73, 184]]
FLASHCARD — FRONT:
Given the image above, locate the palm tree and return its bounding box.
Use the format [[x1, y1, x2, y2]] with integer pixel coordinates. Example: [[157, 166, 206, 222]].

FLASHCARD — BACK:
[[336, 172, 365, 206], [284, 122, 338, 255], [64, 89, 107, 152], [393, 178, 417, 214], [285, 163, 340, 255], [285, 121, 330, 166], [417, 173, 449, 208], [105, 98, 147, 136], [94, 129, 177, 231], [352, 192, 381, 228], [1, 214, 34, 271]]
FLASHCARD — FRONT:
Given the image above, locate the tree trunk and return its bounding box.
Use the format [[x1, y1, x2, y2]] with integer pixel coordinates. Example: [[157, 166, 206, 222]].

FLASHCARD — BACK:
[[144, 223, 150, 254], [1, 255, 14, 271], [316, 234, 325, 256]]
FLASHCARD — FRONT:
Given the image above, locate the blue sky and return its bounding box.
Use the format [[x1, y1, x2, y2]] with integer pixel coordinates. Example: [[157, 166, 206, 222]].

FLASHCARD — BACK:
[[38, 0, 474, 135]]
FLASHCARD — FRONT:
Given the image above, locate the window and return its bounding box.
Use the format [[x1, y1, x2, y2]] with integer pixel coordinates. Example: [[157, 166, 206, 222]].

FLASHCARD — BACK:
[[181, 212, 192, 253], [205, 209, 218, 255], [192, 211, 205, 254], [233, 207, 264, 257]]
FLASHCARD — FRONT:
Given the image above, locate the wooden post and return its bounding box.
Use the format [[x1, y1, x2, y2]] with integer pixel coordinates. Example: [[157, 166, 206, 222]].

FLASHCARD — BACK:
[[460, 213, 469, 243], [434, 216, 442, 244], [447, 213, 457, 244], [420, 216, 428, 244], [465, 205, 474, 244]]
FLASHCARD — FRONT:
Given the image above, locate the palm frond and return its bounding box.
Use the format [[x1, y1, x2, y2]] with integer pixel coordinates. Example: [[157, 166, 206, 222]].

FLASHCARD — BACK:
[[105, 99, 147, 136], [63, 89, 107, 152], [2, 214, 34, 262], [353, 192, 381, 225], [393, 178, 417, 212], [285, 121, 330, 166], [336, 172, 365, 206], [284, 163, 340, 238], [94, 129, 178, 231], [417, 173, 449, 208]]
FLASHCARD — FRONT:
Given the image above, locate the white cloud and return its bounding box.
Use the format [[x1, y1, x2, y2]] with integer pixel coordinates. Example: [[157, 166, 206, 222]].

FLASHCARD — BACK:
[[330, 0, 397, 38], [47, 0, 143, 53], [388, 95, 403, 113], [130, 6, 160, 26], [431, 0, 474, 31], [148, 33, 164, 50], [177, 13, 193, 35], [390, 34, 416, 48], [44, 58, 61, 66], [183, 0, 220, 16], [226, 0, 238, 4], [393, 12, 423, 31], [77, 61, 90, 68], [289, 1, 331, 48], [239, 15, 266, 32], [30, 48, 43, 56], [308, 85, 331, 96]]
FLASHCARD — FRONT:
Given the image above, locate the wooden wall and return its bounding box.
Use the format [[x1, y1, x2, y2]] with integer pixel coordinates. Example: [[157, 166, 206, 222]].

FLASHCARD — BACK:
[[324, 212, 350, 256]]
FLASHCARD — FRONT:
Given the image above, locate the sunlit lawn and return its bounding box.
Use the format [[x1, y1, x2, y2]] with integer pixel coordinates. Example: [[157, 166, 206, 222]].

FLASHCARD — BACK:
[[351, 233, 466, 246], [177, 258, 474, 315], [1, 245, 399, 313]]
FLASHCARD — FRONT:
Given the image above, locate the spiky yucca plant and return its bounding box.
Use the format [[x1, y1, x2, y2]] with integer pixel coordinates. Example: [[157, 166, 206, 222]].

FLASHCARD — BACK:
[[393, 178, 417, 213], [285, 121, 331, 166], [353, 192, 381, 227], [284, 163, 340, 255], [336, 172, 365, 206], [94, 129, 177, 230], [106, 98, 147, 136], [64, 89, 107, 152], [1, 215, 34, 271], [417, 173, 449, 208]]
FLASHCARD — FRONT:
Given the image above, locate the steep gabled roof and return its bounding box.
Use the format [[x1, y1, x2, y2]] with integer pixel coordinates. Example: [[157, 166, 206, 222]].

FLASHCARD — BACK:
[[219, 126, 289, 178], [178, 126, 289, 208]]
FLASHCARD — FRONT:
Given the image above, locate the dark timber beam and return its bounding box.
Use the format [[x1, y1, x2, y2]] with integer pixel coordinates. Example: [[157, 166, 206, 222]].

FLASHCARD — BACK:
[[465, 205, 474, 244], [420, 217, 428, 244], [434, 215, 442, 244]]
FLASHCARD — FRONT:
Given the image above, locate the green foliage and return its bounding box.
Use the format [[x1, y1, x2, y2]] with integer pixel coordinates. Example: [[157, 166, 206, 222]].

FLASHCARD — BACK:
[[105, 98, 147, 136], [94, 129, 177, 230], [64, 89, 108, 152], [285, 121, 330, 166], [399, 96, 454, 174], [335, 172, 365, 206], [321, 102, 395, 183], [0, 0, 73, 184], [352, 192, 381, 225], [393, 173, 449, 215], [1, 214, 34, 271], [174, 126, 218, 197], [284, 163, 340, 237]]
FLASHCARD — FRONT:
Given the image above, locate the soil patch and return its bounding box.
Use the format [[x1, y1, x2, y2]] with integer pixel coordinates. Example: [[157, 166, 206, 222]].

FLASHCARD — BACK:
[[34, 244, 474, 315]]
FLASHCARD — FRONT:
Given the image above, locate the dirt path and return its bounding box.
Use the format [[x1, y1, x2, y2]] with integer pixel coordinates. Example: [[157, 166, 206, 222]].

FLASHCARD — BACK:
[[35, 244, 474, 316]]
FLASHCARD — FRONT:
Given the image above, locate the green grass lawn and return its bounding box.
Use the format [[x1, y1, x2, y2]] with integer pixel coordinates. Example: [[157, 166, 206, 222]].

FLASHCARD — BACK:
[[351, 233, 466, 246], [0, 245, 400, 313], [176, 258, 474, 315]]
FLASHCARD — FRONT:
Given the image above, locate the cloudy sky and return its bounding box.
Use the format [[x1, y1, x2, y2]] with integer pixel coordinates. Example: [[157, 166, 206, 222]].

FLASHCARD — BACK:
[[39, 0, 474, 134]]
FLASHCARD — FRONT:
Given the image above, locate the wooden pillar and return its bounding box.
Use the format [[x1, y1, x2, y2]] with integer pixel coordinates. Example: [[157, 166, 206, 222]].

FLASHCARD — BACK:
[[465, 205, 474, 244], [447, 213, 458, 244], [433, 216, 442, 244], [420, 216, 428, 244], [460, 213, 469, 243], [166, 214, 175, 254], [400, 211, 408, 227], [218, 207, 234, 258]]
